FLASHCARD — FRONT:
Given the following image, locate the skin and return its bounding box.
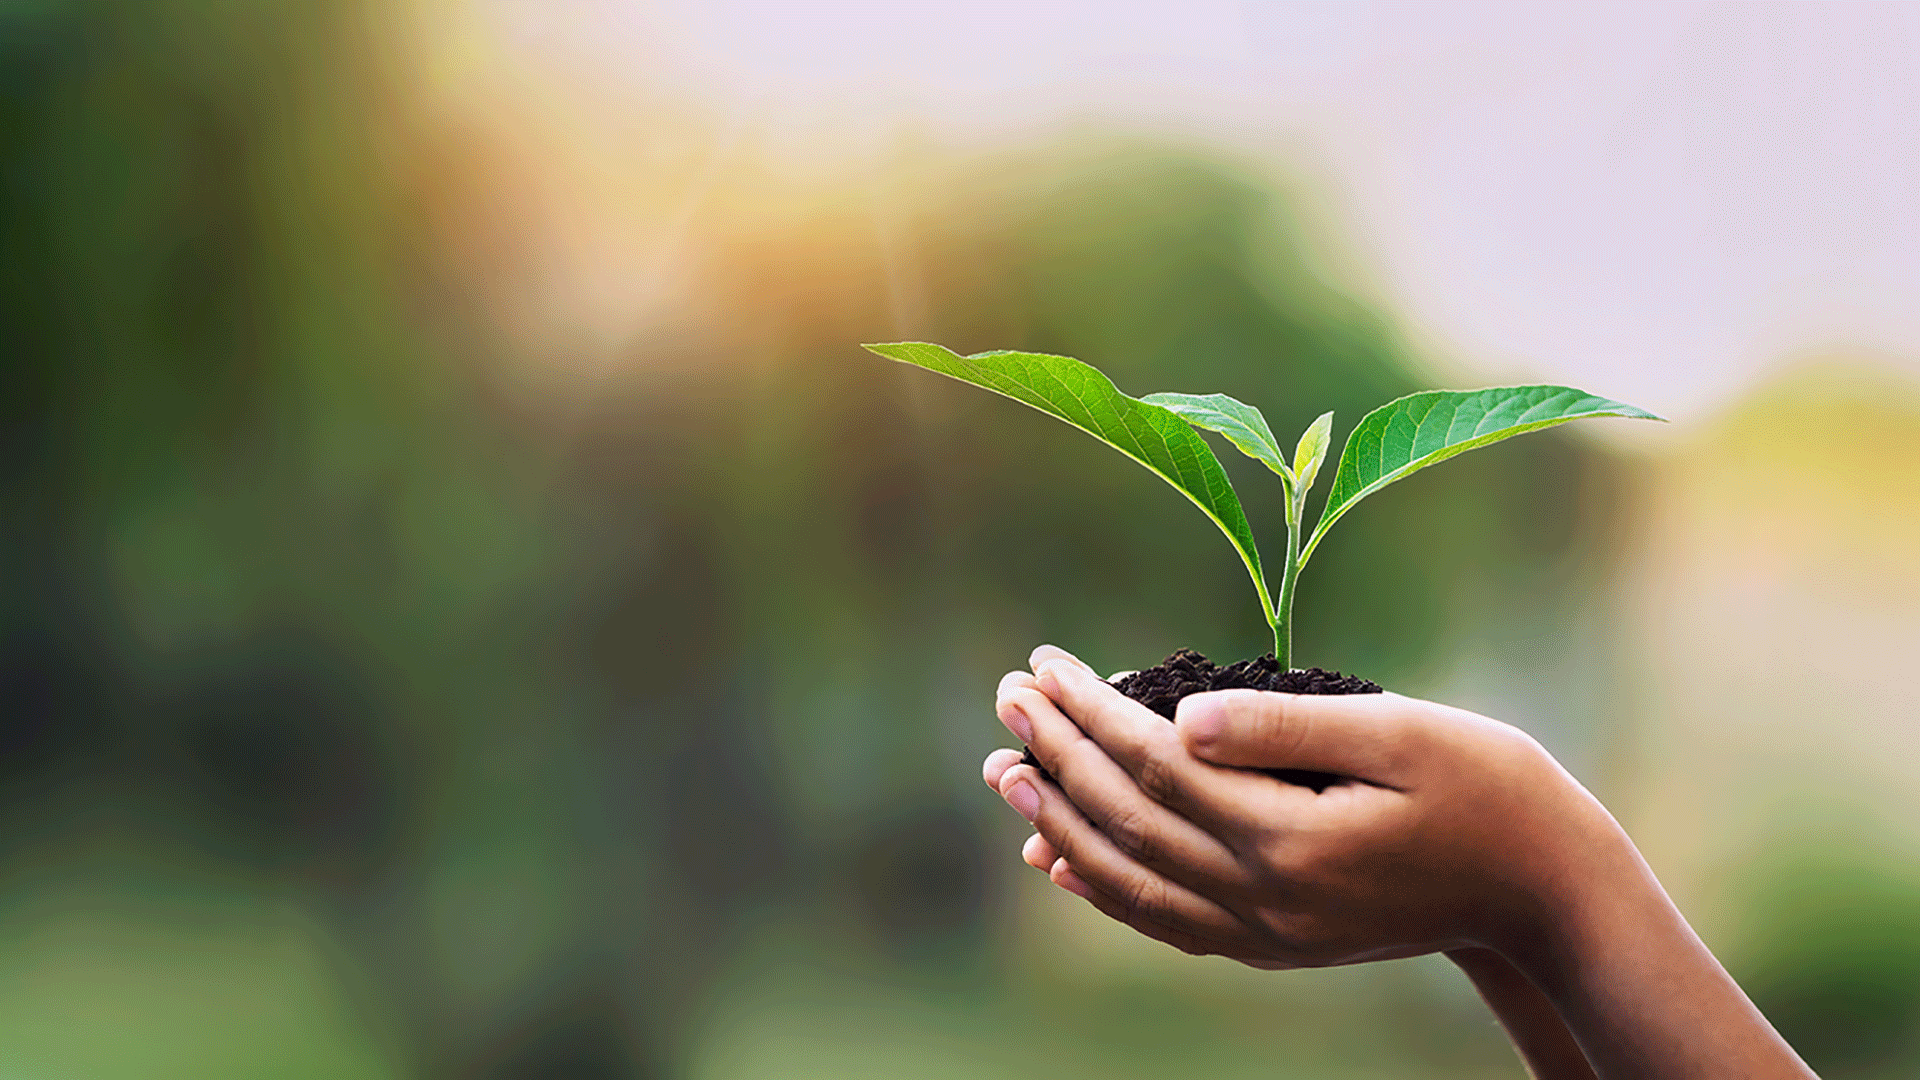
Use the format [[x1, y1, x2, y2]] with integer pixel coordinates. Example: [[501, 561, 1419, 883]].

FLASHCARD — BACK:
[[983, 645, 1817, 1080]]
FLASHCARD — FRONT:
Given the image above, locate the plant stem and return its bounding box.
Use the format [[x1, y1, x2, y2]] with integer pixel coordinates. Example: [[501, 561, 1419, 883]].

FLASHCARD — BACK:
[[1274, 481, 1303, 669]]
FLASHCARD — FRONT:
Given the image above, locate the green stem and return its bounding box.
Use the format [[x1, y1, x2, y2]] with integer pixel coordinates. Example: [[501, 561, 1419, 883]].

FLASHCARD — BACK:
[[1274, 480, 1303, 669]]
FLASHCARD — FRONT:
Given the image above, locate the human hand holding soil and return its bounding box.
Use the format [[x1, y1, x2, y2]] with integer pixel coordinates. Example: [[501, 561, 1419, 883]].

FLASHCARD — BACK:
[[983, 645, 1817, 1080]]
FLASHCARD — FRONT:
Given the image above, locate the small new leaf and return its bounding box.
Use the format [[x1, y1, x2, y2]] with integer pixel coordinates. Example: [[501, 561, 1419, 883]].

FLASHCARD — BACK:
[[1292, 411, 1333, 495], [865, 342, 1273, 619], [1140, 392, 1292, 483], [1301, 385, 1663, 565]]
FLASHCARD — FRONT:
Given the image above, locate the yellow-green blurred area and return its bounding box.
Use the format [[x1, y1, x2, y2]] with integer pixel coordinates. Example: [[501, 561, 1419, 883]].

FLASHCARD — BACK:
[[5, 2, 1920, 1077]]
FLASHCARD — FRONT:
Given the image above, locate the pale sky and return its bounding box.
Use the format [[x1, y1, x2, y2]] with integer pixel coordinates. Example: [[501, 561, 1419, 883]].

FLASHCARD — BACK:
[[490, 0, 1920, 420]]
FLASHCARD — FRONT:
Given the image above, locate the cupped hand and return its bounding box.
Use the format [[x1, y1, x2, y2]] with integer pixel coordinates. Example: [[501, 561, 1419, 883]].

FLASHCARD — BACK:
[[983, 645, 1633, 970], [982, 744, 1292, 969]]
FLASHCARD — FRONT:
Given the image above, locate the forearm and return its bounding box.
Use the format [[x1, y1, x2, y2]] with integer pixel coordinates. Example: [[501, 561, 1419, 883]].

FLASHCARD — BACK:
[[1448, 947, 1596, 1080], [1506, 819, 1816, 1079]]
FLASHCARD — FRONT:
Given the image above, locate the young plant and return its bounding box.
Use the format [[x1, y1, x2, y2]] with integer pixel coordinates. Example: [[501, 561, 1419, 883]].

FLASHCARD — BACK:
[[864, 341, 1662, 669]]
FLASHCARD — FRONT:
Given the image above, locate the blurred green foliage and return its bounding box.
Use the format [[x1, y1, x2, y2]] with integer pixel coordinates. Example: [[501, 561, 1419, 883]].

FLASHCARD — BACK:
[[1734, 837, 1920, 1078], [12, 1, 1898, 1078]]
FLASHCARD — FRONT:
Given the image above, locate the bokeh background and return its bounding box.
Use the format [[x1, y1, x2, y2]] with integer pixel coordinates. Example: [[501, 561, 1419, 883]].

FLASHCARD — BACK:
[[5, 2, 1919, 1077]]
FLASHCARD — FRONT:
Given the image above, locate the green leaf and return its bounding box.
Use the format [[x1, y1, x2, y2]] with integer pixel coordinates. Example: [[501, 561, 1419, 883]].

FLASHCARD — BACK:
[[1291, 411, 1333, 496], [1139, 392, 1291, 483], [865, 342, 1272, 619], [1301, 385, 1663, 565]]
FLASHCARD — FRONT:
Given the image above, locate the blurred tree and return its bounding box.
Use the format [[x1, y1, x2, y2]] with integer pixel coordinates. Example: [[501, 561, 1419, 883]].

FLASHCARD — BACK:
[[0, 0, 645, 1074]]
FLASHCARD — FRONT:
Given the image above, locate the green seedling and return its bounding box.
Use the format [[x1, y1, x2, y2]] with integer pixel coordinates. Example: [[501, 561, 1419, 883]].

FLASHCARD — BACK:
[[865, 342, 1662, 668]]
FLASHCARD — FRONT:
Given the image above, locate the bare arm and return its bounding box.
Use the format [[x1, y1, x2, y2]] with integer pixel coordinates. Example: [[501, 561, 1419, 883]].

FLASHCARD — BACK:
[[1507, 817, 1809, 1078], [983, 645, 1815, 1080], [1448, 947, 1597, 1080]]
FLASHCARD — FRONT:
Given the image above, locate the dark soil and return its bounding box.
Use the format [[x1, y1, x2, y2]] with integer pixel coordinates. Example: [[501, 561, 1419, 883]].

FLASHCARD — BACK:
[[1020, 648, 1381, 793]]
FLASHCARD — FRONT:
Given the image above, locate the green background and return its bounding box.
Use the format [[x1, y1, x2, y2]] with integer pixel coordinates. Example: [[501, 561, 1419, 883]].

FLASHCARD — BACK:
[[5, 2, 1918, 1077]]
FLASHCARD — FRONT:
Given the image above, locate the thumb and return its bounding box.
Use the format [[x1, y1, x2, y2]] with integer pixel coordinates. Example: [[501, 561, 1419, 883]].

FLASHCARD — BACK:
[[1176, 689, 1415, 780]]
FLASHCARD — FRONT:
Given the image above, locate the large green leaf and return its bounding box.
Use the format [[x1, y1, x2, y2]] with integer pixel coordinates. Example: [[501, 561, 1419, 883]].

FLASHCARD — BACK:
[[1139, 392, 1291, 483], [1301, 385, 1663, 565], [865, 342, 1272, 618]]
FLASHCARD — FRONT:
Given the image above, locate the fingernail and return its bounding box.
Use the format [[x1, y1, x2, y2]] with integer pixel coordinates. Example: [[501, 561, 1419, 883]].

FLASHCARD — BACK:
[[997, 702, 1034, 744], [1029, 644, 1082, 670], [1021, 832, 1048, 869], [1177, 693, 1225, 746], [1035, 660, 1067, 698], [1004, 780, 1040, 821], [1056, 868, 1093, 899]]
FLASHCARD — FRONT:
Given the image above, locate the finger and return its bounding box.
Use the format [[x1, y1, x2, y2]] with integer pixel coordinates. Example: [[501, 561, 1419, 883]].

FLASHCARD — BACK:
[[1031, 656, 1171, 769], [998, 668, 1041, 698], [983, 748, 1025, 790], [999, 683, 1247, 889], [996, 669, 1045, 744], [1030, 657, 1281, 830], [1177, 689, 1422, 785], [1029, 644, 1097, 677], [998, 762, 1248, 943], [1049, 857, 1295, 970], [1048, 857, 1225, 958], [1022, 831, 1055, 871]]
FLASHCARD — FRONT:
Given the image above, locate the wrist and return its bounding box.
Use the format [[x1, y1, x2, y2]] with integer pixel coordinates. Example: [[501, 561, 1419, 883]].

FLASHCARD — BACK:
[[1481, 790, 1816, 1078], [1484, 768, 1655, 990], [1513, 828, 1672, 1001]]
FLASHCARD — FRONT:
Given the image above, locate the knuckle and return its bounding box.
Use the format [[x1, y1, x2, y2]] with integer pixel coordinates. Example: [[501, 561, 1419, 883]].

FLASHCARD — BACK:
[[1461, 715, 1549, 774], [1052, 824, 1082, 863], [1265, 834, 1325, 884], [1243, 691, 1306, 759], [1052, 824, 1098, 874], [1102, 806, 1157, 863], [1378, 722, 1427, 773], [1499, 723, 1549, 761], [1134, 751, 1183, 805], [1250, 836, 1296, 883], [1122, 874, 1169, 928], [1262, 912, 1334, 966], [1275, 701, 1314, 760]]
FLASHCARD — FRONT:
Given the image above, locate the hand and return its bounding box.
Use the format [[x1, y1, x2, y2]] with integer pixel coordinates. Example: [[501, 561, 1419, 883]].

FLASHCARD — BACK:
[[981, 745, 1291, 968], [983, 645, 1817, 1079], [987, 646, 1618, 968]]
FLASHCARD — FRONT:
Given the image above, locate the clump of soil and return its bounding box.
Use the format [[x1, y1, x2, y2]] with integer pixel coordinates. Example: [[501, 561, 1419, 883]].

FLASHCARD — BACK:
[[1109, 647, 1382, 720], [1020, 648, 1381, 793]]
